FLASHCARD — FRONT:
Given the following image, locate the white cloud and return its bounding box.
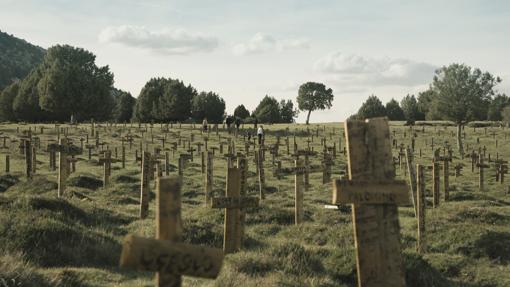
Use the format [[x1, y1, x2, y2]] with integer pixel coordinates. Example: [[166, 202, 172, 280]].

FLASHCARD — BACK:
[[233, 32, 310, 55], [98, 25, 218, 54], [314, 52, 437, 86]]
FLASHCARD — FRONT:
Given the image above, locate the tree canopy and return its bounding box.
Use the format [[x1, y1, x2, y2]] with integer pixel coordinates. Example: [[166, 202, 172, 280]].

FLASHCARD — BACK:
[[252, 95, 297, 123], [297, 82, 334, 124], [385, 99, 405, 121], [401, 94, 419, 125], [428, 63, 501, 124], [112, 88, 136, 123], [356, 95, 386, 119], [233, 104, 250, 119], [191, 91, 226, 123], [133, 77, 196, 122]]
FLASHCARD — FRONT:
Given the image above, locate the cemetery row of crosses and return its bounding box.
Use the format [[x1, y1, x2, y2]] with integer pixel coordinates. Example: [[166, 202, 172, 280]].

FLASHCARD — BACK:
[[0, 118, 509, 286]]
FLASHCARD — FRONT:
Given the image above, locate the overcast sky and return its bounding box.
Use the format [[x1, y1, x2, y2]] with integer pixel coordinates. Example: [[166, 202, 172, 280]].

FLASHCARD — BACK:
[[1, 0, 509, 122]]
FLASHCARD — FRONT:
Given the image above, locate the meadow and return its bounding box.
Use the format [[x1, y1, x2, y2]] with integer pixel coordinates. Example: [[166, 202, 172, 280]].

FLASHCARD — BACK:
[[0, 121, 509, 287]]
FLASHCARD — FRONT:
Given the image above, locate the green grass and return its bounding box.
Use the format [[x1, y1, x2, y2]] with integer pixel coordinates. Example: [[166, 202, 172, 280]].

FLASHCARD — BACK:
[[0, 122, 509, 286]]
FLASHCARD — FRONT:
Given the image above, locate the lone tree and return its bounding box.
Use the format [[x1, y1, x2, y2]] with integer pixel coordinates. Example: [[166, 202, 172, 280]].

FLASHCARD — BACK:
[[429, 63, 502, 158], [297, 82, 334, 124]]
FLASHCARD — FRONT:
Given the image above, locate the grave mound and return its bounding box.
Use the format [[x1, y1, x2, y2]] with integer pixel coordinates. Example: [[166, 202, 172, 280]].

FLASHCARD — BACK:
[[0, 174, 18, 192], [67, 174, 102, 190]]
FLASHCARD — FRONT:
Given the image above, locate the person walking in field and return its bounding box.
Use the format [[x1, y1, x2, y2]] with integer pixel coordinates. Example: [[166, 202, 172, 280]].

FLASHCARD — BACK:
[[257, 125, 264, 145], [202, 118, 208, 132]]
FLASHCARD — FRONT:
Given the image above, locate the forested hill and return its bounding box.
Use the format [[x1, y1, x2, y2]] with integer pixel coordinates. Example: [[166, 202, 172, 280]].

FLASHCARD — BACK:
[[0, 30, 45, 91]]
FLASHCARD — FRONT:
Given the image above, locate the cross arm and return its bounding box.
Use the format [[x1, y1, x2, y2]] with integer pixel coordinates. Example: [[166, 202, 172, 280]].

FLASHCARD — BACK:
[[332, 179, 410, 205]]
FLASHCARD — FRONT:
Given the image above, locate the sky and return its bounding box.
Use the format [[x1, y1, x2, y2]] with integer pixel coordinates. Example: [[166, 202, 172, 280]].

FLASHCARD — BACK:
[[1, 0, 510, 123]]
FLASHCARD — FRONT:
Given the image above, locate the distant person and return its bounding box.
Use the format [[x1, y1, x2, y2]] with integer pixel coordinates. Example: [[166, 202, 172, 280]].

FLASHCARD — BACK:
[[254, 117, 258, 129], [257, 125, 264, 145], [70, 114, 75, 124], [202, 118, 208, 132], [226, 116, 234, 134]]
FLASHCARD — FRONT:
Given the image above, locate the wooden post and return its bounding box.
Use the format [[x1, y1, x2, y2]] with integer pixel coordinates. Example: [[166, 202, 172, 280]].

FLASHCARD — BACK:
[[405, 147, 417, 216], [212, 168, 259, 254], [121, 145, 126, 168], [5, 154, 9, 173], [443, 158, 449, 200], [156, 176, 183, 286], [120, 179, 224, 287], [140, 151, 151, 219], [478, 154, 486, 191], [205, 151, 213, 206], [165, 152, 170, 176], [416, 164, 426, 253], [25, 139, 32, 179], [57, 138, 68, 197], [432, 162, 440, 208], [332, 118, 407, 287], [295, 159, 305, 224], [99, 150, 112, 188], [31, 146, 37, 174], [237, 155, 248, 242], [257, 148, 265, 200]]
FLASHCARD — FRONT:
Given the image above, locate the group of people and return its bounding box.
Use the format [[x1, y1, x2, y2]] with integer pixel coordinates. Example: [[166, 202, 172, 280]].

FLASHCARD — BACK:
[[202, 116, 265, 145]]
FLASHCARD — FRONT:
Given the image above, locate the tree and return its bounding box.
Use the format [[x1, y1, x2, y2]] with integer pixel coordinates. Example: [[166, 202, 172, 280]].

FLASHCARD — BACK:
[[37, 45, 114, 121], [0, 81, 19, 121], [385, 99, 405, 121], [487, 94, 509, 121], [233, 104, 250, 119], [428, 63, 501, 157], [297, 82, 334, 124], [133, 77, 197, 122], [279, 99, 298, 123], [356, 95, 386, 119], [191, 91, 225, 123], [253, 95, 281, 123], [112, 88, 136, 123], [417, 89, 435, 120], [13, 69, 46, 121], [502, 106, 510, 127], [400, 94, 419, 125]]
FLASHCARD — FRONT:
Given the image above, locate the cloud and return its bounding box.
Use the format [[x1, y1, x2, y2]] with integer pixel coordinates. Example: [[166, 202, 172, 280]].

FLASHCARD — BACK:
[[233, 32, 310, 55], [98, 25, 218, 54], [314, 52, 437, 86]]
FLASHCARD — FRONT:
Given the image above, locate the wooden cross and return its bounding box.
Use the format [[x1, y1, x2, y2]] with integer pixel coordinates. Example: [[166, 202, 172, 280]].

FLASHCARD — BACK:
[[477, 154, 489, 191], [416, 164, 426, 253], [212, 167, 259, 254], [204, 151, 214, 206], [99, 150, 114, 188], [295, 160, 305, 224], [331, 118, 408, 287], [120, 176, 224, 287], [140, 151, 152, 219]]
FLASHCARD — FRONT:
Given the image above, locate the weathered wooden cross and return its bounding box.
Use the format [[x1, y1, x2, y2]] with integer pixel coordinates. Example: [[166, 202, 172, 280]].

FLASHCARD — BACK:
[[212, 167, 259, 254], [331, 118, 408, 287], [120, 176, 224, 286]]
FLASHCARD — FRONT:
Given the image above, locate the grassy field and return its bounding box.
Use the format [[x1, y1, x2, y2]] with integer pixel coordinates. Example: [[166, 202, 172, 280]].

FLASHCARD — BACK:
[[0, 121, 509, 287]]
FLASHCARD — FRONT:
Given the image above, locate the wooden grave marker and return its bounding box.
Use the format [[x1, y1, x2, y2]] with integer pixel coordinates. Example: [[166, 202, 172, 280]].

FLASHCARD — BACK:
[[120, 176, 224, 287], [331, 118, 408, 287], [212, 167, 259, 254]]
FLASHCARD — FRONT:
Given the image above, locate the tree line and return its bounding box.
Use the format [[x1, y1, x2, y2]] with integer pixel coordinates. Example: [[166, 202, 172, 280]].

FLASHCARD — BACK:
[[1, 44, 335, 124], [353, 64, 509, 125]]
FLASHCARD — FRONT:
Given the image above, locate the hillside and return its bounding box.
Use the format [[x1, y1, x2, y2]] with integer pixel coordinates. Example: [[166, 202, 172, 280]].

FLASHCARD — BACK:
[[0, 30, 45, 91]]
